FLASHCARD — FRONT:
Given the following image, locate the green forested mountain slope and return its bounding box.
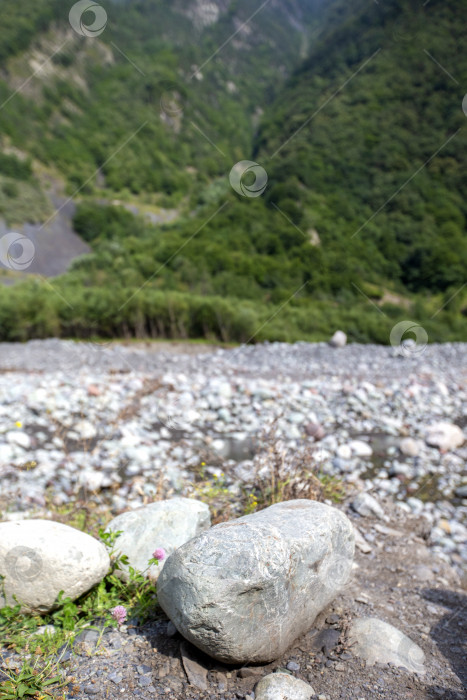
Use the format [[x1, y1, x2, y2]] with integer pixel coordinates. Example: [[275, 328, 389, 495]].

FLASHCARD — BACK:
[[0, 0, 465, 343], [0, 0, 318, 199], [257, 0, 467, 295]]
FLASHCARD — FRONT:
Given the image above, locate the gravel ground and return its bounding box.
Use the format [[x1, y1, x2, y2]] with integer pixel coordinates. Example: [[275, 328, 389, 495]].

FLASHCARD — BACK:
[[1, 502, 465, 699], [0, 339, 465, 572], [0, 339, 466, 699], [0, 338, 465, 381]]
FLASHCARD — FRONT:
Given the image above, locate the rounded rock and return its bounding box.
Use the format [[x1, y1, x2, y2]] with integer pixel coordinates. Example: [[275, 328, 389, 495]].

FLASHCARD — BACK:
[[304, 422, 325, 441], [6, 431, 31, 449], [348, 617, 425, 675], [255, 672, 315, 699], [157, 500, 354, 664], [337, 444, 352, 460], [329, 331, 347, 348], [349, 440, 373, 458], [399, 437, 422, 457], [106, 497, 211, 581], [0, 520, 110, 612], [425, 422, 464, 451], [351, 492, 385, 519]]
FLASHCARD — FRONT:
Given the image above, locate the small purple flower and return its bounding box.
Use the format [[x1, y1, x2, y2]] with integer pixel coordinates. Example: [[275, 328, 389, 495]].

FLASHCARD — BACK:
[[111, 605, 127, 625], [152, 548, 166, 562]]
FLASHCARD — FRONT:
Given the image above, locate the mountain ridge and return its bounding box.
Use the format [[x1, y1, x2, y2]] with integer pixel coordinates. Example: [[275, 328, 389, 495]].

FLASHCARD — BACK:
[[0, 0, 465, 343]]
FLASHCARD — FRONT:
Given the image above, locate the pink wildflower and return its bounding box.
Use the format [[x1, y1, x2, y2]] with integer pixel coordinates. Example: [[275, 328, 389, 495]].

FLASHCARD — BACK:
[[152, 548, 166, 562], [111, 605, 127, 625]]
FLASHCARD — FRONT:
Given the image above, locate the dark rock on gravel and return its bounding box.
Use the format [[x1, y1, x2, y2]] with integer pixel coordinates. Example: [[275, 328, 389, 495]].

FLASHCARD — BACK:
[[181, 641, 209, 690], [83, 686, 99, 695], [310, 628, 341, 655]]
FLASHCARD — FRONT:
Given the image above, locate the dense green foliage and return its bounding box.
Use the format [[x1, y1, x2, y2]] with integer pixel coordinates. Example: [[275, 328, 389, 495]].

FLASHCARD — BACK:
[[0, 0, 62, 62], [0, 247, 464, 344], [0, 152, 32, 180], [0, 0, 465, 343], [257, 0, 467, 296], [0, 0, 316, 198]]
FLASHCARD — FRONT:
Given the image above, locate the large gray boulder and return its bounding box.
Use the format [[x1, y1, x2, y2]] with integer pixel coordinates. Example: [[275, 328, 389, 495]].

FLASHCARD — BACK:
[[106, 497, 211, 580], [157, 500, 354, 664], [0, 520, 110, 612], [348, 617, 425, 675]]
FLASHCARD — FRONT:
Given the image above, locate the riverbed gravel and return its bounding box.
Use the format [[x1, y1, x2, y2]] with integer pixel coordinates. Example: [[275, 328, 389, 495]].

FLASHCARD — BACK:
[[1, 339, 466, 699], [0, 339, 465, 576]]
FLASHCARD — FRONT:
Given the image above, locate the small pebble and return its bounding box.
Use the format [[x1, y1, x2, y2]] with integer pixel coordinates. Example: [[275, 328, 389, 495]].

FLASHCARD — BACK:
[[137, 664, 152, 675], [286, 661, 300, 672], [83, 686, 100, 695], [108, 672, 123, 684]]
